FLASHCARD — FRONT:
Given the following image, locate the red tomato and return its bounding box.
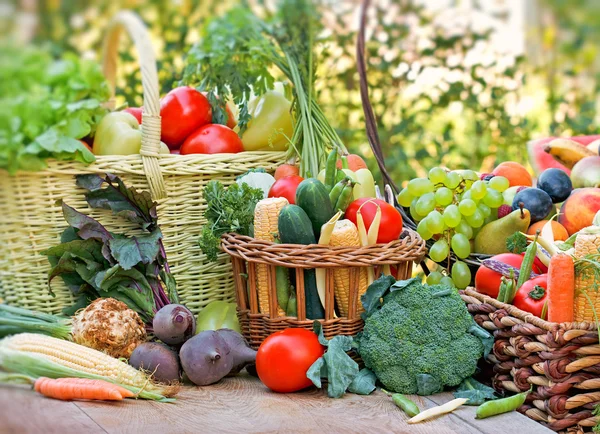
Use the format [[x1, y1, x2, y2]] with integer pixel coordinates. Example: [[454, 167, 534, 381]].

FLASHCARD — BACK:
[[268, 175, 304, 204], [123, 107, 142, 124], [79, 140, 93, 153], [274, 164, 300, 180], [256, 328, 325, 393], [180, 124, 243, 155], [475, 253, 545, 298], [160, 87, 212, 149], [512, 274, 548, 318], [344, 198, 403, 244]]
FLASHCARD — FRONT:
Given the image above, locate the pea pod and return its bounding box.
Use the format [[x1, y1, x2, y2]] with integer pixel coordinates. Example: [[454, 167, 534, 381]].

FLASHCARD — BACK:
[[382, 389, 420, 417], [497, 269, 515, 304], [324, 150, 338, 192], [329, 178, 349, 205], [475, 388, 530, 419], [513, 232, 539, 300], [334, 182, 356, 213]]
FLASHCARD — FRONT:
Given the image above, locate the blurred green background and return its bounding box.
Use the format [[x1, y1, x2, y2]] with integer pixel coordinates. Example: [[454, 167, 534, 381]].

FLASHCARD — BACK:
[[5, 0, 599, 183]]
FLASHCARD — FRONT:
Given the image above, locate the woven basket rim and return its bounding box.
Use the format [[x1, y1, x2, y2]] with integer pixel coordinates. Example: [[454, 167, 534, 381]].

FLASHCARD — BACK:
[[221, 229, 427, 268], [463, 288, 599, 332]]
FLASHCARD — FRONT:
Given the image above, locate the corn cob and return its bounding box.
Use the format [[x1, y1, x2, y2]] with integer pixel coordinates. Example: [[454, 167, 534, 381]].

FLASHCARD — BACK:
[[573, 227, 600, 322], [0, 333, 178, 400], [254, 197, 289, 315], [329, 220, 368, 317]]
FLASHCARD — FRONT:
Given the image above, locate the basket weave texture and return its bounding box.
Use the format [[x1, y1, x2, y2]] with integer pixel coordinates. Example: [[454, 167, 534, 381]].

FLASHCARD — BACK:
[[221, 230, 426, 349], [0, 11, 285, 315], [461, 288, 600, 433]]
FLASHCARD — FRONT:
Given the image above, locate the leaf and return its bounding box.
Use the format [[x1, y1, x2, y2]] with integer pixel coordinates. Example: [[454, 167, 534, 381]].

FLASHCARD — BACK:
[[94, 266, 155, 317], [75, 174, 105, 191], [306, 357, 326, 389], [347, 368, 377, 395], [108, 228, 163, 270], [453, 377, 497, 405], [313, 320, 330, 347], [506, 232, 528, 254], [469, 324, 494, 358], [416, 373, 442, 395], [41, 239, 105, 265], [60, 202, 112, 243], [360, 274, 396, 319], [160, 270, 179, 304], [390, 277, 421, 292], [324, 336, 360, 398], [79, 174, 157, 230]]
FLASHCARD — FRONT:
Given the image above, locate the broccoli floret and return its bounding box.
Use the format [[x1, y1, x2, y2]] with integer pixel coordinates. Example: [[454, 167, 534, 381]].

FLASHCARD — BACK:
[[358, 281, 484, 395]]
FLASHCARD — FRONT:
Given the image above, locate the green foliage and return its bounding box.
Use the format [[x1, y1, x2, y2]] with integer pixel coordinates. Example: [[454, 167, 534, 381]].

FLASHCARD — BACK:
[[198, 181, 265, 262], [357, 276, 484, 395], [0, 45, 109, 172], [453, 377, 498, 405]]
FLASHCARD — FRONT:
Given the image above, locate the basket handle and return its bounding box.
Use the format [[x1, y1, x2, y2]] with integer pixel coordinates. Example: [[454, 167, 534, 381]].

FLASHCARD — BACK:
[[356, 0, 399, 195], [101, 11, 167, 200]]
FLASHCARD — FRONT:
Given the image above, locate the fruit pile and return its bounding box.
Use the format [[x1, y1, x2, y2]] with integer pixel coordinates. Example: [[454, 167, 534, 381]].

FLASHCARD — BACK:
[[399, 142, 600, 292]]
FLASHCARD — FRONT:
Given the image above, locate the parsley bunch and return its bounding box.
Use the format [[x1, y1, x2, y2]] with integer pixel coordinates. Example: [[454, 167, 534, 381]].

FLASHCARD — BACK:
[[182, 0, 346, 178]]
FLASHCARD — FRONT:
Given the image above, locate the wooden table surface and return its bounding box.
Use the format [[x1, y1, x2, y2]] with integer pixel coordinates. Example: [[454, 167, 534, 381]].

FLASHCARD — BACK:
[[0, 374, 552, 434]]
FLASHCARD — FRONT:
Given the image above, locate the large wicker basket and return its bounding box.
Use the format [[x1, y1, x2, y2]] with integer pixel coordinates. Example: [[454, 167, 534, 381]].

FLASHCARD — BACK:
[[221, 230, 426, 349], [461, 288, 600, 432], [0, 11, 285, 315]]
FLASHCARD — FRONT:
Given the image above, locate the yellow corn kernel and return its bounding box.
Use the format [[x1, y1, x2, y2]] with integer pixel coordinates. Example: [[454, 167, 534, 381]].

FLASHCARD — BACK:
[[573, 231, 600, 322], [329, 220, 368, 317], [253, 197, 289, 315]]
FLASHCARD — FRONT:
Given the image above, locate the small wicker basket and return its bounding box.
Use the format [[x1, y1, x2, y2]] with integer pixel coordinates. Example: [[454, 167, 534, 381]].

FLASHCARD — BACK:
[[0, 11, 285, 314], [221, 230, 426, 349], [462, 289, 600, 432]]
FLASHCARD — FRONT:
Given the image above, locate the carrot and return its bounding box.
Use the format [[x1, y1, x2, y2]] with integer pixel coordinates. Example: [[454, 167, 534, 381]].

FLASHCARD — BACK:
[[34, 377, 132, 401], [547, 253, 575, 323]]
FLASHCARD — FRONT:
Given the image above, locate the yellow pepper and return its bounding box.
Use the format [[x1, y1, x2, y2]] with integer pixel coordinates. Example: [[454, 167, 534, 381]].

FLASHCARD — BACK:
[[241, 91, 293, 152]]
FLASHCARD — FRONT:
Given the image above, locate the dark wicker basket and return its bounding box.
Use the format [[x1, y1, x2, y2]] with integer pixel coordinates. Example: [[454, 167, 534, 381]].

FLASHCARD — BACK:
[[462, 288, 600, 432], [221, 230, 426, 349]]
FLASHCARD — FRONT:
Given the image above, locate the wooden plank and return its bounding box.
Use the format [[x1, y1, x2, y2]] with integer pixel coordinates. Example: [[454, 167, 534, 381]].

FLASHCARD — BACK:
[[0, 374, 553, 434], [426, 392, 553, 434], [0, 386, 106, 434]]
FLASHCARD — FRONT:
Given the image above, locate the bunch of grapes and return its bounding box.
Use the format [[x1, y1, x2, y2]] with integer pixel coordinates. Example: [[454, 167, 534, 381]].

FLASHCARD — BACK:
[[398, 168, 510, 289]]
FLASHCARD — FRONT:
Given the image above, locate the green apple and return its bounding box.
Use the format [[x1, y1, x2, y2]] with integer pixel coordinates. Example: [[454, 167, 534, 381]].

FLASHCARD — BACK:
[[503, 186, 520, 206]]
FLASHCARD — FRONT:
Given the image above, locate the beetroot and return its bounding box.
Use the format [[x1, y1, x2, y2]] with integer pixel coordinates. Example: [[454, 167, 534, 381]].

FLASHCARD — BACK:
[[180, 331, 233, 386], [216, 329, 257, 374], [153, 304, 196, 345], [129, 342, 181, 383]]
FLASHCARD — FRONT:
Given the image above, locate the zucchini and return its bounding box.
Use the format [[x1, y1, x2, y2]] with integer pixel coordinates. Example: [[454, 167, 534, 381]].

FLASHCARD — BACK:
[[278, 205, 325, 319], [295, 178, 334, 239]]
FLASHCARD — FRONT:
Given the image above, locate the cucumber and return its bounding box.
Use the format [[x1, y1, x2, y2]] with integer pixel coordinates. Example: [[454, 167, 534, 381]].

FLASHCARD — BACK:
[[278, 205, 324, 319], [276, 267, 292, 312], [279, 205, 316, 245], [295, 178, 334, 239]]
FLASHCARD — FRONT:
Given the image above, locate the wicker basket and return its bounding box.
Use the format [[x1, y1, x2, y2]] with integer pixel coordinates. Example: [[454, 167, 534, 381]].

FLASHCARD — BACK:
[[461, 288, 600, 432], [221, 230, 426, 349], [0, 11, 285, 315]]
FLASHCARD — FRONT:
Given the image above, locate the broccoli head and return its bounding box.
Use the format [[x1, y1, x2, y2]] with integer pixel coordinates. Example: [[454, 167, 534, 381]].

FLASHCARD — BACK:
[[357, 279, 484, 395]]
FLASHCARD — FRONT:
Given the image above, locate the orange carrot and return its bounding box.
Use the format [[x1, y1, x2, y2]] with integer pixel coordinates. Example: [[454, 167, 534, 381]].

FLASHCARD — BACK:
[[34, 377, 132, 401], [547, 254, 575, 323]]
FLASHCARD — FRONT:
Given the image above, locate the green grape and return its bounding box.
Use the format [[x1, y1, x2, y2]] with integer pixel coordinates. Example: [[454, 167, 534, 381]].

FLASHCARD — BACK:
[[426, 210, 445, 234], [435, 187, 454, 206], [410, 199, 424, 222], [465, 209, 484, 228], [461, 190, 476, 202], [451, 233, 471, 259], [444, 171, 462, 189], [440, 276, 456, 288], [407, 178, 434, 196], [482, 188, 503, 208], [458, 199, 477, 216], [397, 187, 414, 207], [429, 238, 450, 262], [452, 261, 472, 289], [489, 176, 509, 192], [478, 203, 491, 217], [417, 218, 433, 240], [428, 167, 448, 185], [415, 193, 435, 216], [455, 219, 474, 239], [471, 180, 487, 200], [426, 271, 443, 285], [442, 204, 461, 228]]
